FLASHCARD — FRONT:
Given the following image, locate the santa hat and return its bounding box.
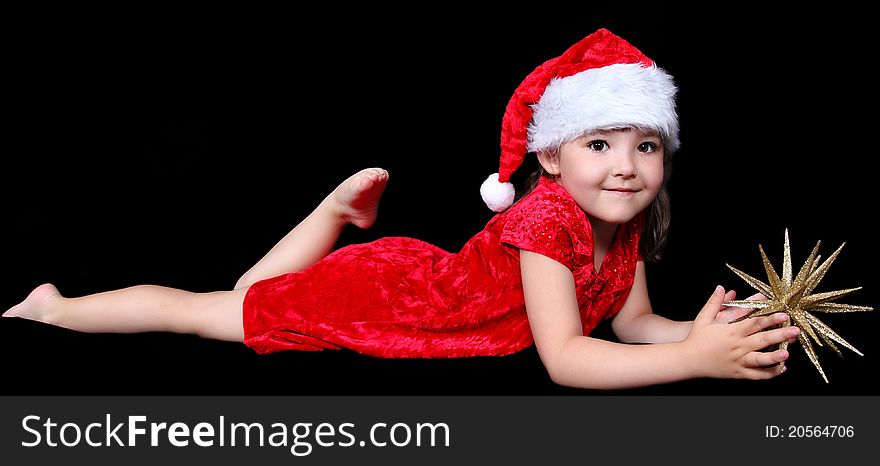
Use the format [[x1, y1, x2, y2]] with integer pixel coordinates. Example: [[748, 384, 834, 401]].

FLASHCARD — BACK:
[[480, 28, 679, 212]]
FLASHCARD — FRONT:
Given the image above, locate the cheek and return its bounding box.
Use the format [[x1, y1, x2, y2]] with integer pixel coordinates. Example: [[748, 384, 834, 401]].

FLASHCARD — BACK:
[[564, 161, 606, 185], [642, 160, 665, 191]]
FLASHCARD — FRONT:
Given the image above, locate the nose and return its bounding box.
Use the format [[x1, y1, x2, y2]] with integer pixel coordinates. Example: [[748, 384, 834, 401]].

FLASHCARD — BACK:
[[612, 152, 637, 179]]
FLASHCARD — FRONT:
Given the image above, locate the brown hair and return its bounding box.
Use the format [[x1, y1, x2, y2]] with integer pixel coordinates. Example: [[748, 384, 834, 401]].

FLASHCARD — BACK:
[[511, 143, 673, 263]]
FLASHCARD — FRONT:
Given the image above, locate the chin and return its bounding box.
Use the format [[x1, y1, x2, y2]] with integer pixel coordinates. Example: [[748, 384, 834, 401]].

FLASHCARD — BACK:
[[588, 212, 637, 226]]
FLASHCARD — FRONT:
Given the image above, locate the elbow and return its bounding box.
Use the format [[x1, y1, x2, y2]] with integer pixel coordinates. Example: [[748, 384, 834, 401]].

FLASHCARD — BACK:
[[546, 361, 587, 389], [542, 338, 608, 390], [543, 341, 579, 388], [547, 367, 575, 388], [611, 316, 644, 344], [614, 333, 639, 345]]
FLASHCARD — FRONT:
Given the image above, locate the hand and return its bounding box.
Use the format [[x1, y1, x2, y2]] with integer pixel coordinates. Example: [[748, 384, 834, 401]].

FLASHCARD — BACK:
[[713, 289, 798, 346], [714, 289, 763, 324], [682, 286, 801, 380]]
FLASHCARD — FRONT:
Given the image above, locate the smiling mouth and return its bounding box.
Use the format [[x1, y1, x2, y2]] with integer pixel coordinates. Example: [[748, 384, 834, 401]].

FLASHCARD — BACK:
[[603, 188, 640, 193]]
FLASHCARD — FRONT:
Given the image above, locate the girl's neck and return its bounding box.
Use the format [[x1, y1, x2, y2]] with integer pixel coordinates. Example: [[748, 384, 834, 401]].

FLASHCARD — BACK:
[[587, 216, 618, 271]]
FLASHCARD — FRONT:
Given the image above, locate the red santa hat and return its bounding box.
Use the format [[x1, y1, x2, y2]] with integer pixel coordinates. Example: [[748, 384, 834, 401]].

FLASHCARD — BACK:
[[480, 28, 679, 212]]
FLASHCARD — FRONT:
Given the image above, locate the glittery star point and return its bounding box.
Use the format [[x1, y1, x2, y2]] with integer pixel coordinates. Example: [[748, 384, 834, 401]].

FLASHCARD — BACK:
[[723, 229, 873, 383]]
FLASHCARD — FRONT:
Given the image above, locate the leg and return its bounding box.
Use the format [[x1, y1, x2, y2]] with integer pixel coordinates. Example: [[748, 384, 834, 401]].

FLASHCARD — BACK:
[[234, 167, 389, 289], [3, 283, 247, 342]]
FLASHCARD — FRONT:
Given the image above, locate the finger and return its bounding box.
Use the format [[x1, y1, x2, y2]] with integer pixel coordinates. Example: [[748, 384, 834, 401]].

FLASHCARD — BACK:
[[715, 290, 740, 323], [717, 289, 737, 308], [724, 291, 769, 316], [694, 286, 726, 326], [717, 291, 764, 324], [746, 292, 768, 301], [747, 325, 801, 350], [743, 348, 789, 368], [726, 291, 767, 309], [742, 364, 787, 380], [719, 305, 755, 324], [741, 312, 789, 335]]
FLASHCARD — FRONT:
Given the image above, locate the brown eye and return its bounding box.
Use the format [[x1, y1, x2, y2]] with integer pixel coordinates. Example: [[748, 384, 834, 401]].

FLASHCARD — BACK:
[[638, 142, 659, 153], [588, 140, 608, 151]]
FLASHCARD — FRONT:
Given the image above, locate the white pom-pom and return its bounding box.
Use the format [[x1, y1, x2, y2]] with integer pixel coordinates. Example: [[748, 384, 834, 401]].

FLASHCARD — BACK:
[[480, 173, 515, 212]]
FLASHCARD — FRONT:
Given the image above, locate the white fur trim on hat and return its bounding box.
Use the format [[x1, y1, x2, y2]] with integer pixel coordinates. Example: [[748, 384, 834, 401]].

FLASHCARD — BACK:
[[527, 63, 679, 153], [480, 173, 515, 212]]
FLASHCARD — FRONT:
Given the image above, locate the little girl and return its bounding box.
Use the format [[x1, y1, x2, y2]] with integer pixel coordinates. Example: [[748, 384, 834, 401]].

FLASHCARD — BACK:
[[3, 29, 798, 389]]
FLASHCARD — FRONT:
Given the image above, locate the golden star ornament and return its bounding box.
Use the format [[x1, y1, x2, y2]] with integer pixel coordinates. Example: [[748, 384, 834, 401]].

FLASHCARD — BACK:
[[723, 230, 872, 383]]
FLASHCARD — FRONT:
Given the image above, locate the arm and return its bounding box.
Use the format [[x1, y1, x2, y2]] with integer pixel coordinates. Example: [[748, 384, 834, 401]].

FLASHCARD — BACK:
[[610, 261, 692, 344], [610, 263, 768, 343], [519, 250, 797, 390]]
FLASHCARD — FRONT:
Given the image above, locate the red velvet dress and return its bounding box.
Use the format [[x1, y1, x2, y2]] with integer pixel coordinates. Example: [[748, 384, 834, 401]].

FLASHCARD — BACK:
[[242, 176, 643, 358]]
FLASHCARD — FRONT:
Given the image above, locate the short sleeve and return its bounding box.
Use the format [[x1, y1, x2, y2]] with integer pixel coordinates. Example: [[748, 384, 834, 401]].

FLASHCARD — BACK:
[[500, 193, 583, 271]]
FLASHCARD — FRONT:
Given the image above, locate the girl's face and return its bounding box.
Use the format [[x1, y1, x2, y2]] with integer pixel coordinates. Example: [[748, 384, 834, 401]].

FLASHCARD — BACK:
[[538, 127, 665, 226]]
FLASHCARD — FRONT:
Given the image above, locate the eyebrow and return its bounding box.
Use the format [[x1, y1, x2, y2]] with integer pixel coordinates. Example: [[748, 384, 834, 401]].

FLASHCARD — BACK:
[[585, 128, 662, 139]]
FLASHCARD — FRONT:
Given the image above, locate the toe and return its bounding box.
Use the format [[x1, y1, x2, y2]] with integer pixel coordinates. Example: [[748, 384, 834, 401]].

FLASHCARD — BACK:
[[3, 301, 25, 318], [359, 174, 375, 190]]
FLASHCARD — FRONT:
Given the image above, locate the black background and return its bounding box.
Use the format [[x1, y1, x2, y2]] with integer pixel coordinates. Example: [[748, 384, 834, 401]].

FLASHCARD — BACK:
[[2, 8, 877, 395]]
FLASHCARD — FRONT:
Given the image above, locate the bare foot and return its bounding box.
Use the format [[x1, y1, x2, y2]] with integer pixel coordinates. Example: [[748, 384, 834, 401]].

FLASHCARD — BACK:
[[3, 283, 64, 323], [330, 168, 389, 229]]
